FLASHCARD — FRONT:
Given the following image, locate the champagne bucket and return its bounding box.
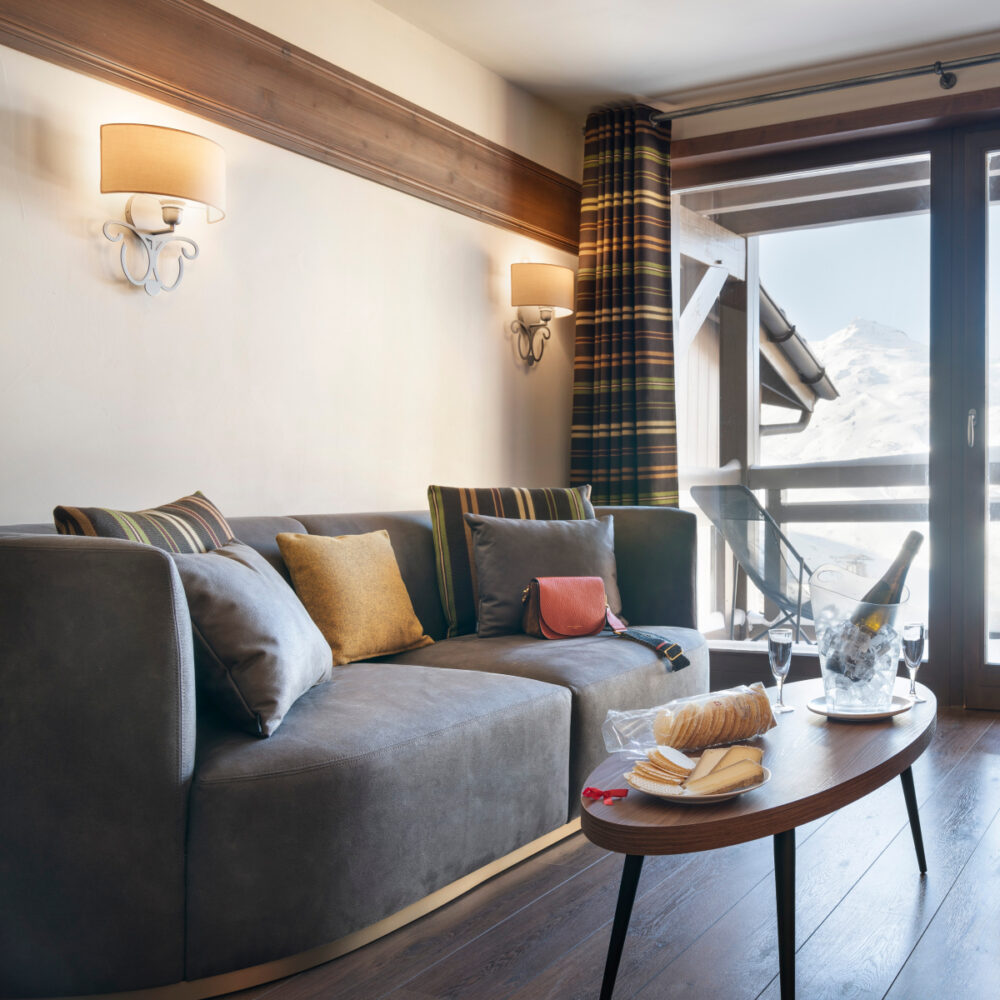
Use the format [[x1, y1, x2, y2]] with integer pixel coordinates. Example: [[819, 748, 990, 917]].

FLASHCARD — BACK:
[[808, 566, 909, 712]]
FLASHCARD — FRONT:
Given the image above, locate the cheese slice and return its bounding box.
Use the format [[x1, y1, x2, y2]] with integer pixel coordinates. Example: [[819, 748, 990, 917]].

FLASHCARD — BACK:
[[684, 759, 765, 796], [684, 747, 728, 785], [714, 745, 764, 772]]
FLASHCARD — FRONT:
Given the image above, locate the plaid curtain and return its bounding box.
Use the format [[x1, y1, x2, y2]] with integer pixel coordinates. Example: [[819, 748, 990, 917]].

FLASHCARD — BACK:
[[570, 105, 677, 507]]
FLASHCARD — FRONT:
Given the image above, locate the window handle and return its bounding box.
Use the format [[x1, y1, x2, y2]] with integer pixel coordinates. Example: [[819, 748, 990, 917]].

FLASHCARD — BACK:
[[968, 409, 977, 448]]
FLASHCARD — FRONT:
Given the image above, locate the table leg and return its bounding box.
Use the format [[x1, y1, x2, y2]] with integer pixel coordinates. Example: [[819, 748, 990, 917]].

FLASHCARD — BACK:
[[773, 829, 795, 1000], [899, 766, 928, 874], [599, 853, 644, 1000]]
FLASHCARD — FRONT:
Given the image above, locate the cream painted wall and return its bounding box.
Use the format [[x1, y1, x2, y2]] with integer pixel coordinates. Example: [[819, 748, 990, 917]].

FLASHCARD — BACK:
[[0, 40, 580, 524], [214, 0, 583, 180]]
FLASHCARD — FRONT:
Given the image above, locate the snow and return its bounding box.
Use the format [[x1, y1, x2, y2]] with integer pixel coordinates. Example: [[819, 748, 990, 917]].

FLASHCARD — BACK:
[[762, 318, 929, 469], [759, 318, 932, 625]]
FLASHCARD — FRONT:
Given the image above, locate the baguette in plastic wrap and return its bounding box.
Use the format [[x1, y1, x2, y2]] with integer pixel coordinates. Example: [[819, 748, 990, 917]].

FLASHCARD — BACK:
[[602, 683, 776, 755], [654, 683, 776, 750]]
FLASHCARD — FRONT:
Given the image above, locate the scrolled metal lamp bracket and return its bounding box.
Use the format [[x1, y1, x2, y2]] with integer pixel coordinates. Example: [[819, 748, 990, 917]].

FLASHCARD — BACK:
[[511, 307, 554, 366], [508, 262, 575, 367], [103, 195, 200, 296]]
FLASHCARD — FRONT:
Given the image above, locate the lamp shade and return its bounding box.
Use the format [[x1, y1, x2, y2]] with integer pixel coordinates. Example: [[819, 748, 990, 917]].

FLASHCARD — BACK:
[[510, 263, 575, 318], [101, 124, 226, 221]]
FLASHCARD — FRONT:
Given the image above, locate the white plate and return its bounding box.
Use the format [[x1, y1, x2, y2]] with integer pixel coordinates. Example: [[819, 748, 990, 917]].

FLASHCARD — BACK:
[[806, 694, 914, 721], [624, 766, 771, 804]]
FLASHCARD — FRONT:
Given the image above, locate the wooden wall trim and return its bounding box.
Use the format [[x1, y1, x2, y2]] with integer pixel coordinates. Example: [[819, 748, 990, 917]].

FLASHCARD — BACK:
[[672, 85, 1000, 181], [0, 0, 581, 253]]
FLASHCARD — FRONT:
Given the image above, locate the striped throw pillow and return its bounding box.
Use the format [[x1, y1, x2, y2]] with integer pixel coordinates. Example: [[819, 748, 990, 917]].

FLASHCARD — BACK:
[[54, 491, 235, 553], [428, 484, 594, 638]]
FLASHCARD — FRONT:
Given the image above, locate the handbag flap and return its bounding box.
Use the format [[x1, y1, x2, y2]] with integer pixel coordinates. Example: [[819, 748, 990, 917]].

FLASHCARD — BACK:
[[535, 576, 607, 638]]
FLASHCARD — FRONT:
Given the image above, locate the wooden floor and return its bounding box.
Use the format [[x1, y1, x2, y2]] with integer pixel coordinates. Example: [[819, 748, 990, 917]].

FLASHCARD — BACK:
[[237, 707, 999, 1000]]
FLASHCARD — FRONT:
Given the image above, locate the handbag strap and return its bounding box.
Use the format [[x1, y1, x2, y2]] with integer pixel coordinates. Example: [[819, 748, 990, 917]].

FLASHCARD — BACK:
[[605, 610, 690, 671]]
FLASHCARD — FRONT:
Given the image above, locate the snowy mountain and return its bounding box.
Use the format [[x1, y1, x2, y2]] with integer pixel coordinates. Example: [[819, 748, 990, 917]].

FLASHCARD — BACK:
[[761, 318, 929, 466]]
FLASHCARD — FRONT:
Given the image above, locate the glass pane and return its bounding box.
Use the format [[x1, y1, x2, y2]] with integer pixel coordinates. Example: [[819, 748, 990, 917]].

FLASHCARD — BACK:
[[675, 154, 930, 646], [987, 150, 1000, 663]]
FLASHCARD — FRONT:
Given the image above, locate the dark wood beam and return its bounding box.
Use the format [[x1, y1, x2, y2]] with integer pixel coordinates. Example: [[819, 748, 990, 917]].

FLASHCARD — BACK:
[[0, 0, 581, 252], [672, 85, 1000, 177]]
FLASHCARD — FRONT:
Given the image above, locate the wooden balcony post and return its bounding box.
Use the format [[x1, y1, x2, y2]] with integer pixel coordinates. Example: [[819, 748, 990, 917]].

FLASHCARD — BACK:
[[719, 238, 761, 629]]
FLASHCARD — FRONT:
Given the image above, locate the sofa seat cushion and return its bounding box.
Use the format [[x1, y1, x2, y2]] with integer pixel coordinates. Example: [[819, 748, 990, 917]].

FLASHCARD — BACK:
[[186, 663, 571, 979], [386, 628, 708, 816]]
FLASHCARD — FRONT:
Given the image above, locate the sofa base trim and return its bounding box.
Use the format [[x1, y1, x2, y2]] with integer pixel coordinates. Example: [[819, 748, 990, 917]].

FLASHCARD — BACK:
[[27, 818, 582, 1000]]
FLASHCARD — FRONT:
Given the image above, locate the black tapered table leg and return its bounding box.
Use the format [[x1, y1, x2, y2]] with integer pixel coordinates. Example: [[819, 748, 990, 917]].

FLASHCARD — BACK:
[[899, 765, 928, 874], [599, 853, 644, 1000], [773, 828, 796, 1000]]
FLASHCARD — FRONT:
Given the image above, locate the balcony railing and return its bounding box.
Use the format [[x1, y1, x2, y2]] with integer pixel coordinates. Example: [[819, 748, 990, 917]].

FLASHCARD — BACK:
[[683, 454, 938, 641], [748, 453, 929, 525]]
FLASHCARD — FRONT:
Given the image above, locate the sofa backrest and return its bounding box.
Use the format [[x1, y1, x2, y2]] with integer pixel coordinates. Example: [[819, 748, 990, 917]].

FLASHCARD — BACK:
[[291, 511, 447, 640], [226, 511, 447, 641], [0, 504, 698, 639], [225, 515, 308, 581], [2, 511, 449, 641]]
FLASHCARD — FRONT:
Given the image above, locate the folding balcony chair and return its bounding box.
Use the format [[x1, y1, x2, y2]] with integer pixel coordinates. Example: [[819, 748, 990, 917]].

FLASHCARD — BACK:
[[690, 484, 813, 641]]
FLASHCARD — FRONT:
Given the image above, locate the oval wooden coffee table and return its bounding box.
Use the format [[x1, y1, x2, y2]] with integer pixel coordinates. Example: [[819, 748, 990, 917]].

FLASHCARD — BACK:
[[580, 678, 937, 1000]]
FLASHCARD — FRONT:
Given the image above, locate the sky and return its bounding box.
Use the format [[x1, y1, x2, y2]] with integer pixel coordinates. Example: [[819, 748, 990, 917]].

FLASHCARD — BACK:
[[757, 206, 1000, 348], [757, 214, 931, 345]]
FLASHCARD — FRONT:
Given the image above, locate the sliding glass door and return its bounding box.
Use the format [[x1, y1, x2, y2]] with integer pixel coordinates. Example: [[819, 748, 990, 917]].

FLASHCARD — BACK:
[[961, 128, 1000, 709], [674, 138, 939, 656], [673, 124, 1000, 708]]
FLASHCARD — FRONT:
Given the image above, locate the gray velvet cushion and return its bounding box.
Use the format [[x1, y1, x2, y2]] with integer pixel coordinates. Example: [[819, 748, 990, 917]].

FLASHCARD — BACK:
[[172, 542, 333, 737], [186, 662, 571, 978], [464, 513, 622, 637], [385, 627, 709, 816]]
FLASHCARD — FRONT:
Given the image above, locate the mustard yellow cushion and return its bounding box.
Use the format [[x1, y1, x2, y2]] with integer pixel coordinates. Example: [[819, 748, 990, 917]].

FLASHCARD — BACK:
[[276, 530, 433, 665]]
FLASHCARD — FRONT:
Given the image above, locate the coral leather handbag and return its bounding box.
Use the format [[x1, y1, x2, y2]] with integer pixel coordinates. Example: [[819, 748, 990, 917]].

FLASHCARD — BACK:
[[521, 576, 620, 639], [521, 576, 690, 669]]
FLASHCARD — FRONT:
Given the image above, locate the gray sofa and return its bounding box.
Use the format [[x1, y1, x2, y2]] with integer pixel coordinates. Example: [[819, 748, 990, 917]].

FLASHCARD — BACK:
[[0, 506, 708, 998]]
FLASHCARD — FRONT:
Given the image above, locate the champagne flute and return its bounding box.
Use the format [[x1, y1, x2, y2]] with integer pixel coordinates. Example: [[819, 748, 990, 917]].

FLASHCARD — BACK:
[[768, 627, 794, 713], [902, 623, 926, 703]]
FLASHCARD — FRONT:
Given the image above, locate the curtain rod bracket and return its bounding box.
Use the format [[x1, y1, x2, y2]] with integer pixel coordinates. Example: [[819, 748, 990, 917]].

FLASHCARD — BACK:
[[935, 61, 958, 90]]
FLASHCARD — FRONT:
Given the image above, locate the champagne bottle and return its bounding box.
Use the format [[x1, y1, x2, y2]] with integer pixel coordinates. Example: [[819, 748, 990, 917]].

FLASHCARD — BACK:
[[825, 531, 923, 681]]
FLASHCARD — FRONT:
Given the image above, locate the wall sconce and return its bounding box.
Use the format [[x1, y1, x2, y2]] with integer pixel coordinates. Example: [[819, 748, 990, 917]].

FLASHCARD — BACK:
[[510, 262, 575, 366], [101, 124, 226, 295]]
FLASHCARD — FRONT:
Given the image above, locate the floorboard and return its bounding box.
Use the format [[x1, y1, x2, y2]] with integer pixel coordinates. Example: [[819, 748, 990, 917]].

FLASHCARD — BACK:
[[883, 789, 1000, 999], [236, 838, 608, 1000], [227, 708, 996, 1000], [757, 715, 1000, 1000]]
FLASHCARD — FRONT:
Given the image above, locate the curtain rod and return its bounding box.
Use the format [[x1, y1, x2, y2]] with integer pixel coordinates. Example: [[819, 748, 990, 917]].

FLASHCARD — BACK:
[[650, 51, 1000, 122]]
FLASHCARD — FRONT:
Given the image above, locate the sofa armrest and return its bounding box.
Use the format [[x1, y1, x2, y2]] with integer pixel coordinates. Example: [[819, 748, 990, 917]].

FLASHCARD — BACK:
[[595, 506, 697, 629], [0, 535, 196, 997]]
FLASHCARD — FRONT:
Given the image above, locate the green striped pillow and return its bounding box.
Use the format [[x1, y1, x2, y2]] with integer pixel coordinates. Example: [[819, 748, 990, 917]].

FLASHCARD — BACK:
[[428, 484, 594, 638], [54, 491, 235, 553]]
